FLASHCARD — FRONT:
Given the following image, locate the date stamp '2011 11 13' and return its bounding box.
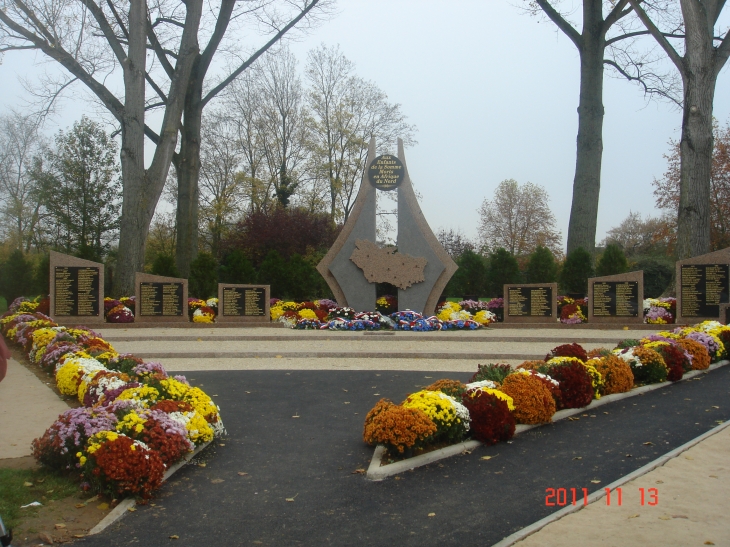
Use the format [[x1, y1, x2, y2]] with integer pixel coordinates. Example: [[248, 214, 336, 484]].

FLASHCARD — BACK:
[[545, 487, 659, 507]]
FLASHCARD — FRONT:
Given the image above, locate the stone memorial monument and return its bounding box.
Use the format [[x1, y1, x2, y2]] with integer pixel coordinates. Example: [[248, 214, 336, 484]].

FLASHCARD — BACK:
[[676, 248, 730, 323], [503, 283, 558, 323], [588, 271, 643, 324], [217, 284, 270, 323], [134, 273, 188, 323], [317, 138, 456, 316], [49, 251, 104, 324]]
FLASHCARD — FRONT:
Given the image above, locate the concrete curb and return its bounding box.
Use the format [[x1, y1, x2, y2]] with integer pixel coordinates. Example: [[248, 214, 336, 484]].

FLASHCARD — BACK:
[[491, 418, 730, 547], [366, 360, 729, 480], [87, 440, 212, 536]]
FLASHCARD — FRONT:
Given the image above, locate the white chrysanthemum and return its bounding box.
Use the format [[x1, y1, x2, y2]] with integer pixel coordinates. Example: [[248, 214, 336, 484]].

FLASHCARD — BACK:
[[466, 379, 499, 390], [434, 391, 471, 431]]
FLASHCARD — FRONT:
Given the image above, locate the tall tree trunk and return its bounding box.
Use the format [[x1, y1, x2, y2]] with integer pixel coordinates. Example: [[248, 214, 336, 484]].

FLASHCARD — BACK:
[[115, 0, 148, 296], [174, 61, 203, 278], [675, 1, 716, 259], [566, 14, 604, 255]]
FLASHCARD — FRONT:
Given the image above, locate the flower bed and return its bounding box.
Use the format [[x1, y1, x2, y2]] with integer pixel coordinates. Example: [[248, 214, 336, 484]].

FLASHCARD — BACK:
[[363, 320, 727, 463], [1, 297, 224, 500]]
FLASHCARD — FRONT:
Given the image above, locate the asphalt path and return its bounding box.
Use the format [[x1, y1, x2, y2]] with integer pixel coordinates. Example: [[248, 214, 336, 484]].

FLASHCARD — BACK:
[[78, 366, 730, 547]]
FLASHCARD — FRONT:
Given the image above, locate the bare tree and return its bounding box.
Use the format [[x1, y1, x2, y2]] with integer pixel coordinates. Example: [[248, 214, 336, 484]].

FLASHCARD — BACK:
[[256, 46, 311, 208], [477, 179, 562, 256], [304, 44, 416, 222], [436, 227, 476, 259], [628, 0, 730, 259], [601, 210, 676, 256], [0, 0, 204, 294], [198, 114, 246, 258], [528, 0, 678, 255], [0, 112, 47, 251]]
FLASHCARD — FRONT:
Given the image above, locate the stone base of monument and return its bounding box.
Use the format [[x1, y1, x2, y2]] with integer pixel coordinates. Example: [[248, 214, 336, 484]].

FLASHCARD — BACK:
[[97, 320, 284, 329], [486, 322, 676, 330]]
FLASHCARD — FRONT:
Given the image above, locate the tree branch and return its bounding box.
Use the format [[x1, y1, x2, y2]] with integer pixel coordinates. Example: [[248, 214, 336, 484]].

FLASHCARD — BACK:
[[533, 0, 582, 50], [77, 0, 128, 65], [202, 0, 321, 106], [603, 59, 681, 106], [198, 0, 235, 75], [0, 7, 126, 123], [146, 18, 176, 78], [105, 0, 129, 40], [627, 0, 684, 75], [714, 30, 730, 76], [145, 73, 168, 103], [152, 17, 185, 29], [603, 0, 630, 34]]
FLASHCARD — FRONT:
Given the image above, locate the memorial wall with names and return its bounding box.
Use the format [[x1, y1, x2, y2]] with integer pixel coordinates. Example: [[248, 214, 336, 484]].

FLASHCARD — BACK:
[[503, 283, 557, 322], [49, 251, 104, 323], [217, 284, 270, 322], [134, 273, 188, 322], [680, 264, 729, 318]]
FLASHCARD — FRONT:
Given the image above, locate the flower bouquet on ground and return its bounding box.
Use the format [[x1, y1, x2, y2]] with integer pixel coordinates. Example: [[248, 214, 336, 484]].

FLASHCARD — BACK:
[[643, 297, 676, 324]]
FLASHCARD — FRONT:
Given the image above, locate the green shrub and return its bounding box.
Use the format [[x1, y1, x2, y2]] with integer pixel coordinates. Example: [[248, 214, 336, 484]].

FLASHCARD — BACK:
[[0, 249, 36, 304], [596, 243, 628, 276], [635, 258, 673, 297], [34, 253, 50, 296], [151, 254, 179, 278], [446, 249, 488, 297], [188, 252, 218, 299], [219, 250, 256, 284], [525, 246, 558, 283], [559, 247, 593, 295], [257, 250, 288, 298], [487, 248, 520, 297]]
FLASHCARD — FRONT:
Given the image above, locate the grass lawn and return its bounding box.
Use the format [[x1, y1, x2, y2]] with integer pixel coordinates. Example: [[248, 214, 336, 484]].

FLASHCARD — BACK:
[[0, 296, 6, 313], [0, 467, 79, 529]]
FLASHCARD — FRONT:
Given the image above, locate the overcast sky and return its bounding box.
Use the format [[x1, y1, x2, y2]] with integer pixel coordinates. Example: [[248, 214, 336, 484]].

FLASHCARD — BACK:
[[3, 0, 730, 250]]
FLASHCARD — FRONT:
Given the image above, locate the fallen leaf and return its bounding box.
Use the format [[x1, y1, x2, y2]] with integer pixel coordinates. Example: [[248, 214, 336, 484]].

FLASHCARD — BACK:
[[628, 514, 640, 519], [659, 515, 671, 520], [625, 454, 632, 458], [709, 475, 718, 478], [623, 326, 629, 330], [705, 542, 715, 545], [276, 355, 282, 358], [394, 476, 401, 480], [568, 417, 579, 421], [20, 501, 42, 508], [128, 507, 137, 512], [591, 480, 601, 484], [238, 472, 249, 476], [656, 480, 664, 484], [38, 532, 54, 544], [54, 523, 66, 529], [97, 503, 109, 510], [198, 463, 207, 468], [424, 376, 432, 379], [603, 412, 609, 415], [169, 535, 180, 539], [219, 443, 225, 446], [480, 456, 492, 460], [75, 503, 86, 509], [462, 449, 473, 455], [428, 512, 436, 517], [573, 457, 582, 460], [342, 389, 348, 392], [46, 489, 54, 494], [343, 402, 350, 404], [712, 406, 719, 409], [672, 515, 688, 519], [73, 534, 86, 538], [23, 481, 33, 487], [351, 469, 366, 474], [685, 456, 694, 460], [643, 442, 654, 446], [716, 420, 724, 424], [292, 415, 300, 418], [245, 391, 251, 394], [211, 479, 224, 484], [36, 478, 45, 483], [373, 393, 380, 396]]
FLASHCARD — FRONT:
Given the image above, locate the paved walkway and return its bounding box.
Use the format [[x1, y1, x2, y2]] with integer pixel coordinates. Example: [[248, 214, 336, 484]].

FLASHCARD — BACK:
[[4, 325, 729, 546]]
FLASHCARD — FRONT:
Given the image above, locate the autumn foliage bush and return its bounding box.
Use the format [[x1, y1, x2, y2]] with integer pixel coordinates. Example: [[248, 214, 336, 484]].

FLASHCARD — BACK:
[[499, 373, 556, 424], [589, 355, 633, 395], [362, 399, 437, 454], [461, 390, 515, 445]]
